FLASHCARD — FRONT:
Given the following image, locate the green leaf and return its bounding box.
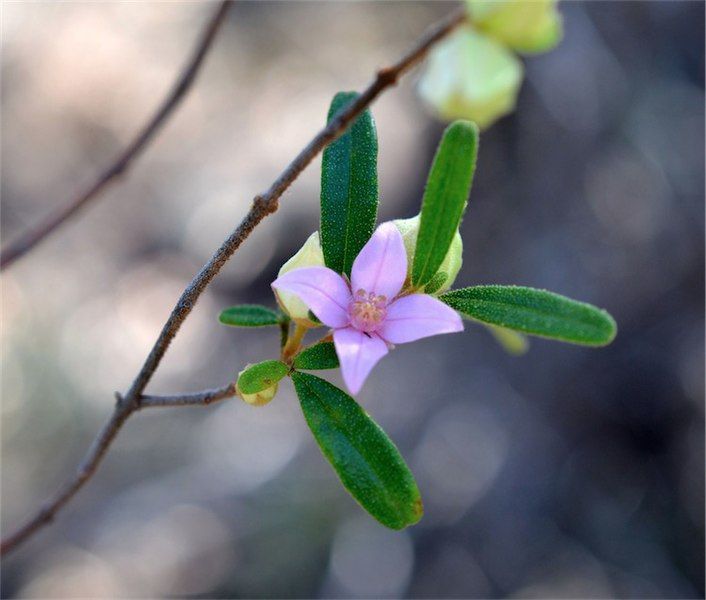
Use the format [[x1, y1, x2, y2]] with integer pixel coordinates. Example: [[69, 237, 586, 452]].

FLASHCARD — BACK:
[[237, 360, 289, 394], [219, 305, 280, 327], [320, 91, 379, 276], [412, 120, 478, 287], [291, 372, 422, 530], [441, 285, 617, 346], [293, 342, 339, 370], [307, 310, 322, 326], [424, 271, 448, 295]]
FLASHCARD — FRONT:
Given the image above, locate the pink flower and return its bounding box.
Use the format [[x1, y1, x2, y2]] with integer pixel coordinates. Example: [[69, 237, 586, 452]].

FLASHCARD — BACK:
[[272, 222, 464, 394]]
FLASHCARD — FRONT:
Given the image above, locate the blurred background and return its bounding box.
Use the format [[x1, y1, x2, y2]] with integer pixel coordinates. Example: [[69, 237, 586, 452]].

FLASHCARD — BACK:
[[1, 1, 703, 598]]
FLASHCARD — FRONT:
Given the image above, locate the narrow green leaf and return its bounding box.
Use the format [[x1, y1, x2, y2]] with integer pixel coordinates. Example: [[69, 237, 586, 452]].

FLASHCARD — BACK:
[[291, 372, 422, 530], [441, 285, 617, 346], [237, 360, 289, 394], [219, 305, 280, 327], [424, 271, 448, 295], [320, 91, 379, 276], [293, 342, 339, 370], [412, 120, 478, 286]]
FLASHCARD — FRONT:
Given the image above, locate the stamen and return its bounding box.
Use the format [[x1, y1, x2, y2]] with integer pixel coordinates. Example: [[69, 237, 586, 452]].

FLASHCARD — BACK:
[[349, 289, 388, 333]]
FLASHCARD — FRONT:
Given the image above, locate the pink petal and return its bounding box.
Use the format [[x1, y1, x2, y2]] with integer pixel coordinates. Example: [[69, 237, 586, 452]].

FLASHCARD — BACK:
[[378, 294, 464, 344], [350, 222, 407, 301], [272, 267, 351, 328], [333, 327, 389, 395]]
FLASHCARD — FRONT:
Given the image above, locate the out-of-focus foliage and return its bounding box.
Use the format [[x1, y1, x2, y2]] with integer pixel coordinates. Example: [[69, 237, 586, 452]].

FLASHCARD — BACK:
[[467, 0, 563, 54], [419, 0, 562, 128], [418, 27, 523, 129]]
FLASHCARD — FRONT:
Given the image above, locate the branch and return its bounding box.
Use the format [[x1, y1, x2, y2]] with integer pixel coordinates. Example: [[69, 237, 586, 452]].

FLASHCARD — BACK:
[[0, 1, 233, 270], [0, 6, 467, 556], [139, 383, 236, 408], [0, 384, 236, 555]]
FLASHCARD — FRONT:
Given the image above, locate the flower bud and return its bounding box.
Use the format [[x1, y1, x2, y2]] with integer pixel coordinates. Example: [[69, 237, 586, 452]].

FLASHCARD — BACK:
[[466, 0, 563, 55], [236, 381, 278, 406], [392, 215, 463, 294], [275, 231, 325, 326], [418, 26, 523, 130]]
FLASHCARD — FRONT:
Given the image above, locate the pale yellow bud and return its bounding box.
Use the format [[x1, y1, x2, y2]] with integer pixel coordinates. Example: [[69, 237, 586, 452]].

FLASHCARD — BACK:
[[418, 26, 523, 130], [392, 215, 463, 294], [236, 381, 278, 406], [467, 0, 563, 55], [275, 231, 325, 326]]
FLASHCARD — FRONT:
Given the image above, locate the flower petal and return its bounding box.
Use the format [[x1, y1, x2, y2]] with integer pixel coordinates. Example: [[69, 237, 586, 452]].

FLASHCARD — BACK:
[[333, 327, 389, 395], [378, 294, 464, 344], [350, 222, 407, 300], [272, 267, 351, 328]]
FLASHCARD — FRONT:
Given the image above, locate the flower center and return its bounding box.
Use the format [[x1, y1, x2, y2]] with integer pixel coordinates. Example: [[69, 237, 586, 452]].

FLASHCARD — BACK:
[[349, 289, 387, 332]]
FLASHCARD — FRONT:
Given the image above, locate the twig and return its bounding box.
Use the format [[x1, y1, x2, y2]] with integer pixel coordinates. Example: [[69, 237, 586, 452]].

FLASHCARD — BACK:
[[139, 383, 236, 408], [0, 1, 233, 270], [0, 384, 236, 555], [0, 399, 134, 556], [0, 6, 467, 556]]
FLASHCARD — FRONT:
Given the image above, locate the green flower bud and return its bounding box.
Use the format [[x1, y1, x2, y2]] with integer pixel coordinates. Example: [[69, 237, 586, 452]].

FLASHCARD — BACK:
[[467, 0, 563, 55], [392, 215, 463, 294], [275, 231, 325, 326], [236, 360, 287, 407], [418, 26, 523, 130]]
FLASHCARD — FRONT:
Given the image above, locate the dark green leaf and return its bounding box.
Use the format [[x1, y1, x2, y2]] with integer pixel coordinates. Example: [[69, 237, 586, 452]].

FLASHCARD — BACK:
[[237, 360, 289, 394], [320, 91, 379, 276], [291, 372, 422, 529], [424, 271, 448, 295], [293, 341, 339, 370], [219, 305, 280, 327], [441, 285, 617, 346], [412, 121, 478, 287]]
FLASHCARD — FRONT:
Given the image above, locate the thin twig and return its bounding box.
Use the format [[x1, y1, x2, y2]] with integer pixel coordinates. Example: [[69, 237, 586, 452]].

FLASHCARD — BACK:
[[0, 6, 467, 556], [140, 383, 236, 408], [0, 384, 236, 555], [0, 1, 233, 270]]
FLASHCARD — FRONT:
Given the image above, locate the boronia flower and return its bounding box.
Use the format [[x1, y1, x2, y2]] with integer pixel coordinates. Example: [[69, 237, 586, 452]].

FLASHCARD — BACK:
[[272, 222, 463, 394]]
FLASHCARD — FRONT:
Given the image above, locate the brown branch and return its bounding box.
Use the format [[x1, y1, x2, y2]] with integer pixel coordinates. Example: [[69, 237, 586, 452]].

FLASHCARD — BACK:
[[0, 399, 134, 555], [0, 0, 233, 270], [139, 383, 236, 408], [0, 6, 467, 556], [0, 384, 236, 555]]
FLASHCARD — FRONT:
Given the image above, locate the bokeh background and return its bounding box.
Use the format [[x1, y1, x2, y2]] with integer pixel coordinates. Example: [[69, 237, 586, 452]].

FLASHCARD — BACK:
[[1, 1, 704, 598]]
